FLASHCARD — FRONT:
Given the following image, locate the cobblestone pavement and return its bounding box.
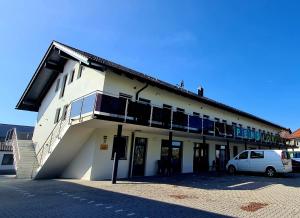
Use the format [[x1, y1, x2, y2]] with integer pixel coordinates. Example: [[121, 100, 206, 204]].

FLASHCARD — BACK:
[[1, 173, 300, 218]]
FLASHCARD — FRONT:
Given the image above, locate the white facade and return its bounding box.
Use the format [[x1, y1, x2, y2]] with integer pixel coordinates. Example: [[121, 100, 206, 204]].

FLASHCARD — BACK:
[[18, 42, 288, 180]]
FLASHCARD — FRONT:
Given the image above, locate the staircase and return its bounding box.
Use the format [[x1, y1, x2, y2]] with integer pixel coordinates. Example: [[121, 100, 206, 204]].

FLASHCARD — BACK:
[[8, 130, 38, 179]]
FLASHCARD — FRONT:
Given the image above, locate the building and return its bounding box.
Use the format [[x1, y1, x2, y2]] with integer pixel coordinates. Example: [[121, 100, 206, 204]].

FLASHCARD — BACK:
[[288, 128, 300, 149], [15, 41, 290, 180], [0, 124, 34, 175]]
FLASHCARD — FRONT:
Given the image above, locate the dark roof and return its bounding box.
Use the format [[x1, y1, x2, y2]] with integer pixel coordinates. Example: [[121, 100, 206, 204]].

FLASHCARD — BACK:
[[16, 41, 289, 130], [0, 123, 34, 141]]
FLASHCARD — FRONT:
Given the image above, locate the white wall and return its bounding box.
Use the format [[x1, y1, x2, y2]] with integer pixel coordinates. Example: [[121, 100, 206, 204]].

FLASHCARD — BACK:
[[103, 72, 283, 135], [32, 61, 106, 153], [61, 127, 258, 180]]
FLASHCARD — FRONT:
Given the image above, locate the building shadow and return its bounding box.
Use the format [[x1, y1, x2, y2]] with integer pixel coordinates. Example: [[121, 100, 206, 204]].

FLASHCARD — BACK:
[[3, 178, 232, 218], [122, 172, 300, 191]]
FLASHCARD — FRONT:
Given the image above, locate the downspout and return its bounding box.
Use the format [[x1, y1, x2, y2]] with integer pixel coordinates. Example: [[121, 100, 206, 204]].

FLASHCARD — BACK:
[[135, 83, 149, 101]]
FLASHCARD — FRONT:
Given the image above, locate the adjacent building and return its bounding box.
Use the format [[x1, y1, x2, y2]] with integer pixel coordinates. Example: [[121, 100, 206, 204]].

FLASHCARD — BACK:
[[0, 124, 34, 175], [15, 41, 290, 180]]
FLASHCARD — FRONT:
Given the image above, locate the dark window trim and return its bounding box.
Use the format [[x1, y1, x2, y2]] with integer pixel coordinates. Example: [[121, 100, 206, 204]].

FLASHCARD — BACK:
[[139, 98, 151, 104], [62, 105, 68, 120], [193, 112, 200, 116], [60, 75, 68, 98], [119, 93, 133, 100], [55, 78, 60, 92], [176, 107, 185, 113], [77, 64, 83, 79], [163, 104, 172, 109], [54, 108, 61, 124], [69, 69, 75, 84]]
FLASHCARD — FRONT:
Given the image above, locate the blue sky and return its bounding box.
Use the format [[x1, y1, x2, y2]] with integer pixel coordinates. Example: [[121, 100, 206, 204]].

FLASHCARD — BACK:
[[0, 1, 299, 131]]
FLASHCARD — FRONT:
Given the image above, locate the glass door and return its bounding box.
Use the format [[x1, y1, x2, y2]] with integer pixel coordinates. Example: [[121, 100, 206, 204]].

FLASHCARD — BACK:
[[132, 138, 147, 177], [193, 143, 209, 173]]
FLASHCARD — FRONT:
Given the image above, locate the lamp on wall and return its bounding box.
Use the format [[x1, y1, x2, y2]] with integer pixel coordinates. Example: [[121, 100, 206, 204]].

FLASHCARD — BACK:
[[100, 136, 108, 150]]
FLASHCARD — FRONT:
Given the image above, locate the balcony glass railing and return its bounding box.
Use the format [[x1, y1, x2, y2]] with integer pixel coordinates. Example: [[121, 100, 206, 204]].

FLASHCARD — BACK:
[[69, 91, 284, 145]]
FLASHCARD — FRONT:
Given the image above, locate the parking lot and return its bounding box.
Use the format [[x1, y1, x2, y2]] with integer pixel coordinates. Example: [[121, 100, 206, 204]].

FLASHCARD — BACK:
[[1, 173, 300, 218]]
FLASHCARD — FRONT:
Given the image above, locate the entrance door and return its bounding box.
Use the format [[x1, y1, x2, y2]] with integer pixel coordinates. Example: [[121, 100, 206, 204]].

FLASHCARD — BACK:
[[161, 140, 183, 174], [193, 143, 209, 173], [132, 137, 147, 177], [215, 145, 230, 171]]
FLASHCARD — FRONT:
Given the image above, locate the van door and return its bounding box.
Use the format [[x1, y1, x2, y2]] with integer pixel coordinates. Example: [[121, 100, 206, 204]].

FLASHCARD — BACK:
[[249, 151, 265, 172], [237, 151, 250, 171]]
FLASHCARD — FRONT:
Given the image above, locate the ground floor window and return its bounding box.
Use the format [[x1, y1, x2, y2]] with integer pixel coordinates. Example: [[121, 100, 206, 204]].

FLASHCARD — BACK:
[[111, 136, 128, 160], [160, 140, 183, 174], [1, 154, 14, 165]]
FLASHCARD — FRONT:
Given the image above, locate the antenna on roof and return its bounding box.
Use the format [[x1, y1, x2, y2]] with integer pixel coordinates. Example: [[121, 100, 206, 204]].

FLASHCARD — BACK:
[[197, 86, 204, 97], [177, 80, 185, 89]]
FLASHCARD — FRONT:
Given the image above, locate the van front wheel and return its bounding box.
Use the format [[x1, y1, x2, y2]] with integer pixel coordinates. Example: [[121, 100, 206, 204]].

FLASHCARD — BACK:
[[266, 167, 276, 177], [228, 165, 236, 175]]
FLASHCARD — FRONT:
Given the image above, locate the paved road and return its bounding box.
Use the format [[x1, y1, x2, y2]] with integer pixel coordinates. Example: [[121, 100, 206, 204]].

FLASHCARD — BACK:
[[0, 173, 300, 218]]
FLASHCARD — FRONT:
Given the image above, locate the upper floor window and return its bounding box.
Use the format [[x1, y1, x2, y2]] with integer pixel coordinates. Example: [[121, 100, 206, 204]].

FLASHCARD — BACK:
[[55, 78, 60, 92], [203, 115, 209, 119], [193, 112, 200, 116], [54, 108, 61, 124], [176, 107, 185, 113], [62, 105, 69, 120], [119, 93, 132, 100], [77, 64, 83, 79], [60, 75, 68, 98], [69, 69, 75, 84], [139, 98, 151, 104]]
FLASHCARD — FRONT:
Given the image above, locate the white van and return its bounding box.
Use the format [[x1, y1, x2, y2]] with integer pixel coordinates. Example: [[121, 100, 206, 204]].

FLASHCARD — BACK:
[[226, 150, 292, 177]]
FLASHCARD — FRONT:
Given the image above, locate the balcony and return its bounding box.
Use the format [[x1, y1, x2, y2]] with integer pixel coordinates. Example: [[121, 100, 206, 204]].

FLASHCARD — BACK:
[[69, 91, 284, 145]]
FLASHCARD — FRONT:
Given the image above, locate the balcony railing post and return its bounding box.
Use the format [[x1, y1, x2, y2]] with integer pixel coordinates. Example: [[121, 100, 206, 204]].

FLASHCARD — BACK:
[[187, 114, 190, 132], [170, 110, 173, 130], [149, 105, 153, 127], [124, 98, 129, 122], [79, 98, 84, 122], [92, 93, 98, 118], [201, 117, 204, 135]]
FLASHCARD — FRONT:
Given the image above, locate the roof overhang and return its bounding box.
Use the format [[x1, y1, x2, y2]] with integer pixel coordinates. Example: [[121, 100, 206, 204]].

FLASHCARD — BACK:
[[16, 42, 89, 111]]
